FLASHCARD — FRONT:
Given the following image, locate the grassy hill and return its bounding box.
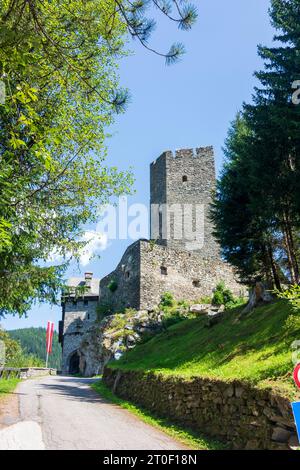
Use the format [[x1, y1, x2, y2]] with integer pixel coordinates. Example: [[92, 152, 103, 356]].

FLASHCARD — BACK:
[[8, 327, 61, 369], [109, 300, 300, 398]]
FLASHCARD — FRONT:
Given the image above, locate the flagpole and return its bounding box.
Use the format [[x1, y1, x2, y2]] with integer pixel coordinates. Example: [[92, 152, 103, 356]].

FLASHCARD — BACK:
[[46, 320, 52, 369]]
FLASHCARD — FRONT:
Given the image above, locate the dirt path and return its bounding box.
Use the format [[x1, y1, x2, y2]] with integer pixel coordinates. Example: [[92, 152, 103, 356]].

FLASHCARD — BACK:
[[0, 391, 19, 430], [0, 375, 188, 450]]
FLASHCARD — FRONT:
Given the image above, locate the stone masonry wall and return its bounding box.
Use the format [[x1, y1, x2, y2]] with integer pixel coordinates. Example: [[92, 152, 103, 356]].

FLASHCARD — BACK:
[[139, 240, 243, 310], [99, 240, 141, 312], [99, 240, 243, 313], [103, 368, 297, 450]]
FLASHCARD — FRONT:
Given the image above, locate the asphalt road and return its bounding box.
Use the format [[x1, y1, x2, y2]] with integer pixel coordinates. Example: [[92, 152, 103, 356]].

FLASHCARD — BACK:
[[0, 375, 187, 450]]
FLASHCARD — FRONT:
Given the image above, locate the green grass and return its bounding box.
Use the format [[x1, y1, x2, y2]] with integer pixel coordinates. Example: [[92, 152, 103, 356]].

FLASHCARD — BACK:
[[0, 378, 20, 398], [108, 300, 300, 398], [91, 380, 227, 450]]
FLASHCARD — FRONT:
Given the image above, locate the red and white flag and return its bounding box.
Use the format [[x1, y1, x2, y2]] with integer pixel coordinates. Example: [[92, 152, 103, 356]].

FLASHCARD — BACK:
[[46, 321, 54, 355]]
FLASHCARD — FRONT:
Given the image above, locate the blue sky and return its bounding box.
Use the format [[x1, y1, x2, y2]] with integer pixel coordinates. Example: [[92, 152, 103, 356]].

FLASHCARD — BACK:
[[3, 0, 275, 330]]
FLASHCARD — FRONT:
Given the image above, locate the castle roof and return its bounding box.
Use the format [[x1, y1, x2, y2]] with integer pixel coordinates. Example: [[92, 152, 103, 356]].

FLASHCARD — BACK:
[[65, 273, 100, 298]]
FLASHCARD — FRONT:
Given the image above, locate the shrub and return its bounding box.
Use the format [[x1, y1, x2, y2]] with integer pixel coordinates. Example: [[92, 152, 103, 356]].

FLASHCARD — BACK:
[[198, 295, 212, 304], [275, 285, 300, 312], [160, 292, 174, 308], [0, 329, 44, 367], [284, 314, 300, 333], [96, 303, 113, 320], [275, 286, 300, 333], [162, 310, 185, 329], [225, 297, 247, 309], [177, 299, 190, 309], [212, 290, 223, 306], [108, 279, 118, 293], [212, 281, 234, 307], [124, 308, 137, 317]]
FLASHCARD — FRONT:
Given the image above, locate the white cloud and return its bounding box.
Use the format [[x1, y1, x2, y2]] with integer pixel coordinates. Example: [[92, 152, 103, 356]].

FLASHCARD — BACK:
[[79, 230, 109, 266], [47, 230, 109, 267]]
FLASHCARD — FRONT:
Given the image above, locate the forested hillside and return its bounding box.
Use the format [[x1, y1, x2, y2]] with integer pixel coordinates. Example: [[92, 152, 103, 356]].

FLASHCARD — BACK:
[[8, 328, 61, 369]]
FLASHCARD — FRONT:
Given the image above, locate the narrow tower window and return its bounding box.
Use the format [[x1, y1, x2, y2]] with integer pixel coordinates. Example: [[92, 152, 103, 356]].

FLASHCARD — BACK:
[[161, 266, 168, 275], [159, 210, 163, 239], [182, 175, 188, 182]]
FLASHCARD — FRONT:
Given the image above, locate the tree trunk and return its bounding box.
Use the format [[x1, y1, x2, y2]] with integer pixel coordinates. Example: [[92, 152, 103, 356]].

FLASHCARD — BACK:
[[282, 210, 299, 284], [286, 222, 299, 283], [267, 243, 281, 291], [282, 222, 297, 283], [242, 282, 273, 315]]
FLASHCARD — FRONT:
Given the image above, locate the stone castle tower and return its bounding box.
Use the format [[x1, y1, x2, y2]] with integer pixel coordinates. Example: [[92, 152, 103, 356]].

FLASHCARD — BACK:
[[150, 147, 219, 256], [99, 147, 242, 312]]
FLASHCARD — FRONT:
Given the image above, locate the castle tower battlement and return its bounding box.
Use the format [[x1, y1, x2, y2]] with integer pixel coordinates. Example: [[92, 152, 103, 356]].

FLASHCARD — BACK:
[[151, 146, 214, 164], [150, 146, 219, 257]]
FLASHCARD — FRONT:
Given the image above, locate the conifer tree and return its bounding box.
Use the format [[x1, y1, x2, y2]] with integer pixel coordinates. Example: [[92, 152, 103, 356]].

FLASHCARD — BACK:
[[212, 0, 300, 287]]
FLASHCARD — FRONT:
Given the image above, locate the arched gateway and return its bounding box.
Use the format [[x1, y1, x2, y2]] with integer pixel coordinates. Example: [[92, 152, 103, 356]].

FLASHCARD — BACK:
[[68, 351, 80, 375]]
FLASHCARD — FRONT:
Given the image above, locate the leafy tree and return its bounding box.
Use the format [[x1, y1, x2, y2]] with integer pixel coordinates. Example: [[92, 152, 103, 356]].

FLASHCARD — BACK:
[[0, 326, 43, 367], [276, 284, 300, 311], [9, 327, 61, 369], [0, 1, 132, 315], [0, 327, 21, 364], [0, 1, 197, 316]]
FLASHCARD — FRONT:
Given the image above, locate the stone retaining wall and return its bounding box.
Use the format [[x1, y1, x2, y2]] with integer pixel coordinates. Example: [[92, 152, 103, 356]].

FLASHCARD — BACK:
[[103, 367, 298, 450], [0, 367, 56, 380], [20, 367, 57, 379]]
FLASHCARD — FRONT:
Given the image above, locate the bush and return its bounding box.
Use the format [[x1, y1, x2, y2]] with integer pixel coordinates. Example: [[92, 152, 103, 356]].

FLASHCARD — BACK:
[[160, 292, 175, 308], [177, 300, 190, 309], [276, 285, 300, 312], [212, 281, 234, 307], [8, 351, 44, 368], [0, 328, 44, 367], [96, 303, 113, 320], [162, 310, 185, 329], [198, 296, 212, 304], [212, 289, 223, 306], [284, 313, 300, 333], [275, 286, 300, 333], [108, 279, 118, 293]]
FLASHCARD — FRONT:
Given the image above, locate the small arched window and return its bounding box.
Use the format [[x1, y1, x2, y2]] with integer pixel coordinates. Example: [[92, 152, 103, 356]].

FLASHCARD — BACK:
[[125, 271, 130, 279], [182, 175, 188, 182], [161, 266, 168, 275], [193, 280, 200, 288]]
